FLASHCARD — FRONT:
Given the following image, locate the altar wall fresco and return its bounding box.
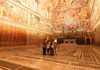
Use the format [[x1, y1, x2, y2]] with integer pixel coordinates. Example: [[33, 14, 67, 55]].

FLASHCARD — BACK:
[[90, 0, 100, 46]]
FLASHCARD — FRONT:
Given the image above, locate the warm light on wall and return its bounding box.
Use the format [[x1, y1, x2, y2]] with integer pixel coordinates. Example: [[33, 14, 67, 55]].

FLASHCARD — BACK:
[[0, 18, 53, 34], [11, 5, 18, 12], [91, 17, 100, 32], [7, 0, 50, 22], [34, 1, 38, 11], [46, 11, 49, 18]]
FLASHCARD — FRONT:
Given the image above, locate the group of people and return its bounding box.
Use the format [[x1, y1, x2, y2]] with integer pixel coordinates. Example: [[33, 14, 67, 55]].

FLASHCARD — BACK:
[[42, 37, 57, 56]]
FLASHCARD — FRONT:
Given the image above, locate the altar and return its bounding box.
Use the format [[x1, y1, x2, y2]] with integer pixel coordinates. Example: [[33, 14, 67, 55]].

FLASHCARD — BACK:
[[64, 39, 76, 44]]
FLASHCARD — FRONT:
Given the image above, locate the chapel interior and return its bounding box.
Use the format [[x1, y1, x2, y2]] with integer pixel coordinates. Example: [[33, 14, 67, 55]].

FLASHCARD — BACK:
[[0, 0, 100, 70]]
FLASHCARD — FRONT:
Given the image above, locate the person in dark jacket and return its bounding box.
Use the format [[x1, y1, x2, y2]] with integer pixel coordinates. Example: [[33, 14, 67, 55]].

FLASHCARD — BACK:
[[42, 39, 46, 56], [49, 41, 54, 56]]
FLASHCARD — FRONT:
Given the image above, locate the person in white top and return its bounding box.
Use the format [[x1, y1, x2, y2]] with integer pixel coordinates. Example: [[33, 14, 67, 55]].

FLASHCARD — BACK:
[[54, 39, 57, 56]]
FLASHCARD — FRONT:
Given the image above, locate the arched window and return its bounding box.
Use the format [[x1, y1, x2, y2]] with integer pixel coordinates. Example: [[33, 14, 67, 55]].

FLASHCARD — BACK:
[[46, 10, 49, 18], [34, 0, 38, 11]]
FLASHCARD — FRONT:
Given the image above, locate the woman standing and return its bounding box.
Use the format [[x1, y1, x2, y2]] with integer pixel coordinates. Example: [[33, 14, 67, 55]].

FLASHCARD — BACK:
[[49, 41, 54, 56], [45, 37, 50, 55]]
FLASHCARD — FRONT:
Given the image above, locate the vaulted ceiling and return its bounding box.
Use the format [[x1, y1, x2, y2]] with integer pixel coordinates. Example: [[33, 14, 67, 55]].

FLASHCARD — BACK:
[[45, 0, 94, 33], [0, 0, 97, 34]]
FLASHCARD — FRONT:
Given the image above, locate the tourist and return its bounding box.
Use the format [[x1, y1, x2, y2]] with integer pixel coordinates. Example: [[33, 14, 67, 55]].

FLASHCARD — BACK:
[[45, 37, 50, 55], [54, 39, 57, 56], [42, 39, 46, 56], [49, 41, 54, 56], [46, 42, 50, 55]]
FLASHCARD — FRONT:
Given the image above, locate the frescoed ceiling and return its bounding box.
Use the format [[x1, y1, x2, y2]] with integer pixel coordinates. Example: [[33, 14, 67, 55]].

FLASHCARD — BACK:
[[0, 0, 97, 34], [45, 0, 91, 32]]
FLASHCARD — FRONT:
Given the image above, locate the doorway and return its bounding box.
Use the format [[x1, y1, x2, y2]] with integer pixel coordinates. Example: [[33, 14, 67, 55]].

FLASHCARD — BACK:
[[86, 38, 90, 45]]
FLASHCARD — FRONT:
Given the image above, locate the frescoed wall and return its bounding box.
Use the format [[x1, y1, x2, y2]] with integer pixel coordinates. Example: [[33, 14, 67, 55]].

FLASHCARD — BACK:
[[90, 0, 100, 46], [0, 0, 53, 46]]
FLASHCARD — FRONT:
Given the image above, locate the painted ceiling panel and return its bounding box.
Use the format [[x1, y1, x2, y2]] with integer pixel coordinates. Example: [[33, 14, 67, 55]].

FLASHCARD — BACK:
[[45, 0, 91, 32], [0, 0, 97, 33]]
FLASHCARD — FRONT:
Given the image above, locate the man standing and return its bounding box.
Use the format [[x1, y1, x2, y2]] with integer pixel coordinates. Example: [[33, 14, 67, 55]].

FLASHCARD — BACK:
[[42, 39, 46, 56]]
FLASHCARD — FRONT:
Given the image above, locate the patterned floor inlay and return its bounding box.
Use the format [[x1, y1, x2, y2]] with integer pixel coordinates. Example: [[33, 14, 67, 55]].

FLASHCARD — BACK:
[[0, 60, 39, 70], [0, 44, 100, 70]]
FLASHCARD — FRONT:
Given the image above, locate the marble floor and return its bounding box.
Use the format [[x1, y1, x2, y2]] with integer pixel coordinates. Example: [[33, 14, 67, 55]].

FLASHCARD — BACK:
[[0, 44, 100, 70]]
